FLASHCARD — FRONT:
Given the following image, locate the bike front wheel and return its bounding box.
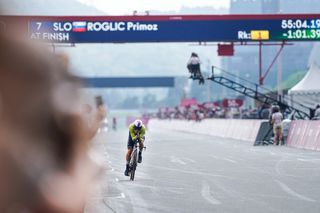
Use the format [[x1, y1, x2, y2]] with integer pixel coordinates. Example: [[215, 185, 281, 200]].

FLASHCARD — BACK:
[[130, 165, 136, 181]]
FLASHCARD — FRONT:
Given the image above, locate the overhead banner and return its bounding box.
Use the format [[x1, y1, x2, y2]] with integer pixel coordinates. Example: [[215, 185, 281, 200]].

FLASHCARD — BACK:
[[2, 14, 320, 43]]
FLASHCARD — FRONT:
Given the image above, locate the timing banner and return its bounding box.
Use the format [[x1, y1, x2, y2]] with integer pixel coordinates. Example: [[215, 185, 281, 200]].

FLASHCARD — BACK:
[[2, 14, 320, 43]]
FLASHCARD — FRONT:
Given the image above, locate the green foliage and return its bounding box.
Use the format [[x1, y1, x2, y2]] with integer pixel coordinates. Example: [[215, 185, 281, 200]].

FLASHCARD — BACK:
[[280, 70, 307, 90]]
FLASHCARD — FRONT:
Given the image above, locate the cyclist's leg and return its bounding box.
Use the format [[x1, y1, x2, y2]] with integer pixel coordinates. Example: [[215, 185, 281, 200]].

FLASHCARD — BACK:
[[126, 133, 134, 161], [125, 133, 134, 175], [126, 148, 133, 162], [138, 137, 145, 163]]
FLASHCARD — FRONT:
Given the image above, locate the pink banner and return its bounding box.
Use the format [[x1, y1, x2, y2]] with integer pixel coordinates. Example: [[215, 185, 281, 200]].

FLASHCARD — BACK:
[[287, 120, 320, 151], [180, 98, 198, 107], [222, 99, 243, 108]]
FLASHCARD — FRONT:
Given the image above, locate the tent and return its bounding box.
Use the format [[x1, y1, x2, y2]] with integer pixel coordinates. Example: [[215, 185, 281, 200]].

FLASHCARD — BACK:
[[288, 61, 320, 113]]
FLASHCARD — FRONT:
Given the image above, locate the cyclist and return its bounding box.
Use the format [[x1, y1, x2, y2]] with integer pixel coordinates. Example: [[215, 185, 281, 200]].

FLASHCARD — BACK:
[[124, 119, 146, 176]]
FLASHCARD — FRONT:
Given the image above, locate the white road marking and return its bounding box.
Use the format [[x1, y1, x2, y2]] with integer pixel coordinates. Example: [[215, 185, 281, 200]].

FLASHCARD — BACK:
[[298, 158, 320, 162], [201, 181, 221, 205], [210, 156, 237, 164], [146, 165, 235, 179], [274, 179, 316, 202], [120, 193, 125, 198], [184, 157, 196, 163], [170, 156, 187, 165]]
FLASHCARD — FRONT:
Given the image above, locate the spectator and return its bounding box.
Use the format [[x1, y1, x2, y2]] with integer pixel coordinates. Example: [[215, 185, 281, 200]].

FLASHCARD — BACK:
[[258, 103, 270, 119], [282, 117, 292, 145], [112, 117, 117, 130], [0, 34, 99, 212], [271, 105, 284, 145]]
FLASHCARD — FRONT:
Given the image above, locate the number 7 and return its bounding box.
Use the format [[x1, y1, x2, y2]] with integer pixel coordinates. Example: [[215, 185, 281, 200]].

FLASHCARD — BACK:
[[36, 22, 42, 30]]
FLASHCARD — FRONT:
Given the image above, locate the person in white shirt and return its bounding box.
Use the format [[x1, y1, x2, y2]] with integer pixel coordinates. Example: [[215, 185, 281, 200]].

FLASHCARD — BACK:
[[187, 52, 201, 77], [282, 117, 292, 145], [271, 105, 284, 145]]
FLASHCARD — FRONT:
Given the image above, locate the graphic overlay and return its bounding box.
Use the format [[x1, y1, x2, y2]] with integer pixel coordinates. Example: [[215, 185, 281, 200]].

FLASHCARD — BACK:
[[22, 15, 320, 43], [279, 19, 320, 40]]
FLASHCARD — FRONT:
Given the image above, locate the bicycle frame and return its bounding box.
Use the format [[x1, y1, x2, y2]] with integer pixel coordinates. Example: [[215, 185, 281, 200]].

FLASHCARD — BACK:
[[129, 140, 139, 181], [128, 138, 146, 181]]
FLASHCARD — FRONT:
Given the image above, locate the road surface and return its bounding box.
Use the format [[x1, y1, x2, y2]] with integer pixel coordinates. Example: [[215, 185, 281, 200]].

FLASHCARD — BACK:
[[85, 128, 320, 213]]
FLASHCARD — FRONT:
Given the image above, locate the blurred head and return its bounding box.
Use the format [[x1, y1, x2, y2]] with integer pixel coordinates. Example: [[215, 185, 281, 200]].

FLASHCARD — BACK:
[[191, 52, 198, 57], [0, 34, 97, 212], [133, 119, 143, 131], [273, 105, 280, 113]]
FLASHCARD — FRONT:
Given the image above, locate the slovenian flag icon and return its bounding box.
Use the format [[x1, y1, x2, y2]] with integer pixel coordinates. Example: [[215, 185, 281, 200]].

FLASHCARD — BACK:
[[72, 22, 87, 32]]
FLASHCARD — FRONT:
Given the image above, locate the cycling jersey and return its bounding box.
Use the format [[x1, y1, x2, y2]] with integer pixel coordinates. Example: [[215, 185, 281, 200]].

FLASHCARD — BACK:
[[129, 123, 146, 142]]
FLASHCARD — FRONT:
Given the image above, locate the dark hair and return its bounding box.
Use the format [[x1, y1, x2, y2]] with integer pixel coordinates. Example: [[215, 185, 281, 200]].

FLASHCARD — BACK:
[[273, 105, 280, 113], [191, 52, 198, 57]]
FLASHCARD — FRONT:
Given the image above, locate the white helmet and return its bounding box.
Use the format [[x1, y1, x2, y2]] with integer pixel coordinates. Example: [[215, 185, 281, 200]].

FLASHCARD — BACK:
[[134, 119, 143, 129]]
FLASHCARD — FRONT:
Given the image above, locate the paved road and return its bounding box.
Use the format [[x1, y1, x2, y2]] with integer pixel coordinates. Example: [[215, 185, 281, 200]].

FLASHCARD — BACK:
[[85, 128, 320, 213]]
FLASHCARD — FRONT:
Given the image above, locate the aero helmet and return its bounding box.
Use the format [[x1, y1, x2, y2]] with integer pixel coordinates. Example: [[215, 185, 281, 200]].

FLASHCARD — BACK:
[[134, 119, 143, 129]]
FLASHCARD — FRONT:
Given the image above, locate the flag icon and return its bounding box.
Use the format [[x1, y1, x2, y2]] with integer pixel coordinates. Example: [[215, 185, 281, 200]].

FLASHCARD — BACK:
[[72, 22, 87, 32]]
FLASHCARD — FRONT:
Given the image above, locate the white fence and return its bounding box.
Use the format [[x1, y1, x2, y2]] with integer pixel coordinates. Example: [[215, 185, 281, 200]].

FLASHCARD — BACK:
[[149, 119, 264, 143]]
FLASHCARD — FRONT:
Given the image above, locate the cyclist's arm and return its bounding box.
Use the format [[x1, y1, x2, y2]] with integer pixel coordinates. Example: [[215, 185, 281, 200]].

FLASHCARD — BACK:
[[139, 126, 146, 142], [129, 125, 138, 141]]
